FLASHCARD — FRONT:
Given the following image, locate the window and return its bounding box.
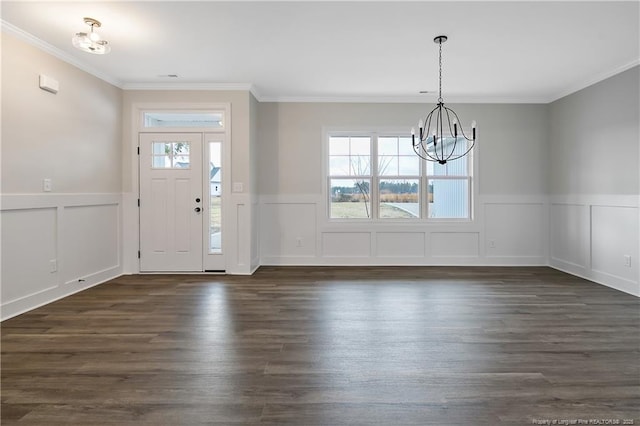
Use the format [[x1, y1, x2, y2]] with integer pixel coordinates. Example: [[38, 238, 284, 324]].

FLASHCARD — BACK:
[[426, 137, 471, 219], [327, 133, 472, 220], [378, 136, 420, 219], [152, 141, 190, 169], [209, 141, 222, 254], [143, 111, 223, 129], [328, 136, 372, 219]]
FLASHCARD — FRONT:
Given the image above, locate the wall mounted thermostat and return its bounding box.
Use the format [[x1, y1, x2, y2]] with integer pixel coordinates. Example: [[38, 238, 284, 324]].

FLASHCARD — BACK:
[[39, 74, 59, 94]]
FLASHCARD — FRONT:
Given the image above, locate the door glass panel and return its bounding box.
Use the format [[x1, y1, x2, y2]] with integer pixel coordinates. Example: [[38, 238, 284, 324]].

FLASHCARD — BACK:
[[209, 142, 222, 254], [151, 142, 190, 169]]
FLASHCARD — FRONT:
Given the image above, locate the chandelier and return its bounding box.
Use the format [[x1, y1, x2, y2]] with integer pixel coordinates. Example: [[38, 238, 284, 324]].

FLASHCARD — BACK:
[[72, 17, 111, 55], [412, 35, 476, 165]]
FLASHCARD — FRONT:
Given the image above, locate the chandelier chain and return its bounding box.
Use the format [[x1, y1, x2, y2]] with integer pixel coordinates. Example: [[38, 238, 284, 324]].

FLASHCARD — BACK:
[[438, 40, 443, 103]]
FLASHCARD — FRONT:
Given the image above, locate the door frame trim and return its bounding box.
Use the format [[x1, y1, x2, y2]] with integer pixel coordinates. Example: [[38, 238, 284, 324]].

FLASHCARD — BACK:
[[125, 102, 231, 274]]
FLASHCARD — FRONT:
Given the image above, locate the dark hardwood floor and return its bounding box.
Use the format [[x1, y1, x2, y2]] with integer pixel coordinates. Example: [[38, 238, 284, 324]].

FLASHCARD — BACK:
[[2, 267, 639, 425]]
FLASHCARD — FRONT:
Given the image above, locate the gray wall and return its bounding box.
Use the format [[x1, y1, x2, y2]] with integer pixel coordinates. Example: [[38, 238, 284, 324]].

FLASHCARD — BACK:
[[548, 66, 639, 296], [1, 33, 122, 194], [549, 66, 639, 195]]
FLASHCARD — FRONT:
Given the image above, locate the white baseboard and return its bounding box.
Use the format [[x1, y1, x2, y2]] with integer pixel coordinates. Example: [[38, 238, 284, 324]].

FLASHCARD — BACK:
[[2, 267, 122, 321]]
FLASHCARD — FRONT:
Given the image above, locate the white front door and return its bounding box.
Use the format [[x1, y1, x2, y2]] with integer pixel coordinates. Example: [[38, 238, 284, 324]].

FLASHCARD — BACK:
[[139, 133, 203, 271]]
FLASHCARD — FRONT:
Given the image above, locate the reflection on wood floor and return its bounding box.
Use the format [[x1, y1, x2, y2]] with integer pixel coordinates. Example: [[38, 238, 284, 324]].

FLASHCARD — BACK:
[[2, 266, 639, 425]]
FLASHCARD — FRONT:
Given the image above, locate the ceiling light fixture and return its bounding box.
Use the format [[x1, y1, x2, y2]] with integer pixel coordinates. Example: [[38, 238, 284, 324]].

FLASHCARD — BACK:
[[412, 36, 476, 165], [72, 17, 110, 55]]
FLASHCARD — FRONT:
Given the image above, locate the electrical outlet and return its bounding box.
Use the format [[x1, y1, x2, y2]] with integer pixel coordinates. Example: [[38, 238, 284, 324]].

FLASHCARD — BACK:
[[49, 259, 57, 273], [296, 237, 302, 247], [623, 255, 631, 267], [488, 240, 496, 249], [43, 178, 52, 192]]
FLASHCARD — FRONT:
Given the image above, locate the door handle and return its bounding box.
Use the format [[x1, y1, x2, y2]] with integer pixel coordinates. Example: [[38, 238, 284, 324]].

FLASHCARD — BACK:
[[194, 207, 201, 213]]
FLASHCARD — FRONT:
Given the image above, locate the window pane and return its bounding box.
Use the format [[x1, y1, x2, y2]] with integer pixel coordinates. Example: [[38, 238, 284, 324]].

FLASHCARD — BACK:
[[426, 137, 469, 176], [445, 156, 467, 176], [209, 142, 222, 254], [350, 137, 370, 155], [398, 156, 420, 175], [330, 178, 371, 218], [174, 155, 190, 168], [330, 156, 351, 175], [329, 137, 350, 155], [379, 179, 419, 219], [175, 142, 190, 155], [428, 179, 469, 219], [349, 155, 371, 175], [152, 155, 170, 168], [151, 141, 192, 169], [426, 161, 434, 176], [398, 137, 415, 155], [153, 142, 171, 155], [144, 111, 223, 128], [378, 156, 398, 176], [378, 137, 398, 155], [329, 137, 371, 177]]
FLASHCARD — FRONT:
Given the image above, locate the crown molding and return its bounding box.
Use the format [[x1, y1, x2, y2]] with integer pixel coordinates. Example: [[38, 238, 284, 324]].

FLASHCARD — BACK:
[[121, 82, 255, 92], [256, 94, 551, 104], [1, 19, 123, 89], [548, 58, 640, 103]]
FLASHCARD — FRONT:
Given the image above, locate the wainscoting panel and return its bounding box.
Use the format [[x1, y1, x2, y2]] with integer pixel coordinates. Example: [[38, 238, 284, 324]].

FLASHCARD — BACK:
[[376, 232, 425, 258], [236, 202, 248, 268], [549, 203, 589, 271], [322, 232, 371, 258], [62, 204, 119, 284], [260, 194, 547, 266], [1, 207, 58, 303], [430, 232, 479, 258], [1, 194, 122, 320], [261, 202, 317, 258], [591, 205, 638, 284], [549, 195, 639, 296]]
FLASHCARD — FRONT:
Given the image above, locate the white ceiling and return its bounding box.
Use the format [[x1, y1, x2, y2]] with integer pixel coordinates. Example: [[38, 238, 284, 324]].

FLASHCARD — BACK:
[[2, 1, 639, 103]]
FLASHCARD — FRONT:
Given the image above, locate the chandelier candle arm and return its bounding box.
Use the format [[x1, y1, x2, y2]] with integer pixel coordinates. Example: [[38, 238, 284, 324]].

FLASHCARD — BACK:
[[411, 35, 477, 165]]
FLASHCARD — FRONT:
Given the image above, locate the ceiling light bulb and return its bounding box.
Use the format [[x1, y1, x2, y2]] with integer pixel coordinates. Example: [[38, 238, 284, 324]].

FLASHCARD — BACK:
[[88, 30, 101, 42]]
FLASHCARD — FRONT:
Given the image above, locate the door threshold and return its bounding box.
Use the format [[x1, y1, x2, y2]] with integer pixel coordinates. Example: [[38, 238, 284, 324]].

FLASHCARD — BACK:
[[139, 271, 226, 275]]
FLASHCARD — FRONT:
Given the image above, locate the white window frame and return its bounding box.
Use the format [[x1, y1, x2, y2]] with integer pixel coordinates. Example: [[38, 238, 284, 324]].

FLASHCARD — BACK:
[[326, 130, 475, 222], [326, 132, 374, 221]]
